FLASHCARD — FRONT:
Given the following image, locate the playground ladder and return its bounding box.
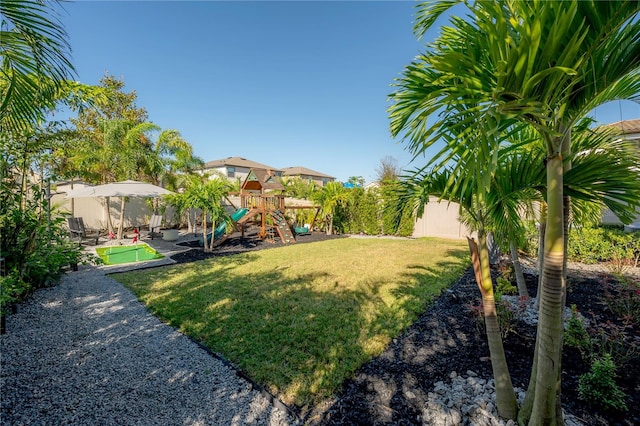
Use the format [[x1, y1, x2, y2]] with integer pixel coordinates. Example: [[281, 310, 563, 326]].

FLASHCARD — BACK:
[[270, 209, 296, 244]]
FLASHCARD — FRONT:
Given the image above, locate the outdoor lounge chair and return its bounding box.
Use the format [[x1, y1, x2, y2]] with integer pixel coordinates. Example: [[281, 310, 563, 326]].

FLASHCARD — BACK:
[[67, 217, 100, 246], [147, 214, 163, 240]]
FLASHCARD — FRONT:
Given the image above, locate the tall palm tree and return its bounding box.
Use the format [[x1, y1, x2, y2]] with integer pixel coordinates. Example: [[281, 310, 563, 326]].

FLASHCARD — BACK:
[[390, 2, 640, 422], [148, 129, 203, 189], [69, 118, 159, 238], [145, 129, 203, 214], [396, 121, 640, 420], [396, 132, 548, 418]]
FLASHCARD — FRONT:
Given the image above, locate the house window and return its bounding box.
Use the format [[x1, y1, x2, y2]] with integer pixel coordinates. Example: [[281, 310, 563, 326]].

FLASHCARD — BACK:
[[322, 178, 329, 186], [227, 166, 235, 178]]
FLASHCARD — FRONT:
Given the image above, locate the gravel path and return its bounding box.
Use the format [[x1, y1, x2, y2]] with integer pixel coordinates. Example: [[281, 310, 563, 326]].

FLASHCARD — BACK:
[[0, 266, 296, 426]]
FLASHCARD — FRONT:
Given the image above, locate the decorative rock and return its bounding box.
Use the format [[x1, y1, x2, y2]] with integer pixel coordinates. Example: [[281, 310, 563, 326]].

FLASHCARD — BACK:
[[419, 373, 585, 426]]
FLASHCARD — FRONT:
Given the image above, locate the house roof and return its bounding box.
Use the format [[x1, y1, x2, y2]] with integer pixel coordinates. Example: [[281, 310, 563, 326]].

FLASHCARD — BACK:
[[607, 119, 640, 135], [281, 166, 335, 179], [203, 157, 281, 172]]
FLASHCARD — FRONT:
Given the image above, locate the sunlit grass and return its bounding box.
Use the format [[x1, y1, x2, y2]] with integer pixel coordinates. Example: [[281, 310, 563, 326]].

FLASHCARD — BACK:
[[113, 237, 468, 408]]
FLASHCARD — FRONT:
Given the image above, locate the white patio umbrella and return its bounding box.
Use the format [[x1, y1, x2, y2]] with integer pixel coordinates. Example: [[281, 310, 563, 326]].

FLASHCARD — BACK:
[[65, 180, 173, 198], [66, 180, 174, 240]]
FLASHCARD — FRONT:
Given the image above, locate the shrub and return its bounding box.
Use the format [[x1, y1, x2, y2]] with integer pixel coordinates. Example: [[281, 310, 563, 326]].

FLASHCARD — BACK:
[[564, 304, 592, 357], [578, 353, 628, 412], [0, 270, 30, 316], [604, 279, 640, 328], [468, 292, 518, 339], [568, 227, 612, 264], [333, 184, 415, 237], [495, 276, 517, 298], [567, 277, 640, 377], [1, 182, 99, 313], [567, 226, 640, 266], [521, 220, 540, 257]]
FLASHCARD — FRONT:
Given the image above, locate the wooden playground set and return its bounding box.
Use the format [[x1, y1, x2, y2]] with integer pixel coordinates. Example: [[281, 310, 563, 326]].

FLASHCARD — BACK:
[[207, 168, 320, 247]]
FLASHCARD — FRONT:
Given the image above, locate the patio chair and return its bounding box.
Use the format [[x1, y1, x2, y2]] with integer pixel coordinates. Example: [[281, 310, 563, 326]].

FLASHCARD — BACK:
[[67, 217, 100, 246], [147, 214, 163, 240]]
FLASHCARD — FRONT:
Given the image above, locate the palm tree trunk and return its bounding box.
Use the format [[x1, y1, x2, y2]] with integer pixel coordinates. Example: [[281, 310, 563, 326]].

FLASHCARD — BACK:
[[534, 206, 547, 311], [468, 234, 518, 420], [510, 240, 529, 300], [20, 139, 28, 212], [529, 152, 565, 425], [327, 215, 333, 235], [556, 126, 572, 421], [188, 208, 195, 234]]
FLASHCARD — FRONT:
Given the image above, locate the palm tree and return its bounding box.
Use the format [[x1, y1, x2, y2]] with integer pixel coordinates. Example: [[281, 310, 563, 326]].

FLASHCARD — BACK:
[[396, 119, 640, 420], [0, 0, 75, 132], [167, 175, 232, 253], [395, 135, 546, 418], [66, 117, 160, 238], [390, 2, 640, 422], [312, 181, 347, 235], [145, 129, 203, 214]]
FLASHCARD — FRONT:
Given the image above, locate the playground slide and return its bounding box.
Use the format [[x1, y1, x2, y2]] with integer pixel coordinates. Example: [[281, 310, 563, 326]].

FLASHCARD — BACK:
[[200, 208, 249, 246]]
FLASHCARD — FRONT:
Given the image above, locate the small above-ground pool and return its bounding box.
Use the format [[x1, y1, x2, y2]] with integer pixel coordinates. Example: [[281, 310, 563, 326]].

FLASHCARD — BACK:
[[95, 243, 164, 265]]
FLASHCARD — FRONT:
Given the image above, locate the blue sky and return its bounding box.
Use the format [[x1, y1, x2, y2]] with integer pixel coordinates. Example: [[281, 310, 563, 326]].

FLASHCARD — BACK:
[[58, 1, 639, 183]]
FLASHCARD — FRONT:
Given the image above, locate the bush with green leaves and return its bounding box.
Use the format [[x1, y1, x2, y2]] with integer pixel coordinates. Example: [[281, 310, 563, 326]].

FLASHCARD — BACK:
[[521, 220, 540, 256], [1, 180, 97, 316], [495, 276, 517, 298], [568, 226, 640, 265], [578, 353, 628, 413], [564, 304, 592, 356], [333, 184, 415, 237], [522, 224, 640, 266], [0, 271, 30, 316]]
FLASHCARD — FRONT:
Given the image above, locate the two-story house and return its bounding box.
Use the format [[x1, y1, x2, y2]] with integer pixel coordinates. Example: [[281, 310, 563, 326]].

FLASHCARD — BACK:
[[202, 157, 335, 187], [280, 166, 335, 187], [201, 157, 283, 185]]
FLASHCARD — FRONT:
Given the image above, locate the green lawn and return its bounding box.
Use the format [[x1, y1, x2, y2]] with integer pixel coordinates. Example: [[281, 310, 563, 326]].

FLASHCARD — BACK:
[[112, 237, 468, 408]]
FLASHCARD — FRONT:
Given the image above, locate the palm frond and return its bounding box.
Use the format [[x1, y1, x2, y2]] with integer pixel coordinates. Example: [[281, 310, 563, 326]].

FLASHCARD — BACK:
[[413, 0, 463, 40], [0, 0, 75, 131]]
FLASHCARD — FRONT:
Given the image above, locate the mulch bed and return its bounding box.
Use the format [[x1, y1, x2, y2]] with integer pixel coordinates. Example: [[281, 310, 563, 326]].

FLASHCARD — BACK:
[[314, 269, 640, 426], [170, 229, 347, 263], [169, 234, 640, 425]]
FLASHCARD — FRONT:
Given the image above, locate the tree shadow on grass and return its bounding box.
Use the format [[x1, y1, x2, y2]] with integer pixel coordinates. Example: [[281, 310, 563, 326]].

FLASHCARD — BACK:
[[313, 262, 489, 426], [0, 266, 295, 426], [117, 248, 472, 422]]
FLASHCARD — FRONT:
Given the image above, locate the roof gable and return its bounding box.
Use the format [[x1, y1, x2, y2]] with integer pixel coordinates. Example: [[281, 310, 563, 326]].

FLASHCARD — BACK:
[[281, 166, 335, 179], [241, 168, 284, 191], [606, 119, 640, 136], [203, 156, 281, 171]]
